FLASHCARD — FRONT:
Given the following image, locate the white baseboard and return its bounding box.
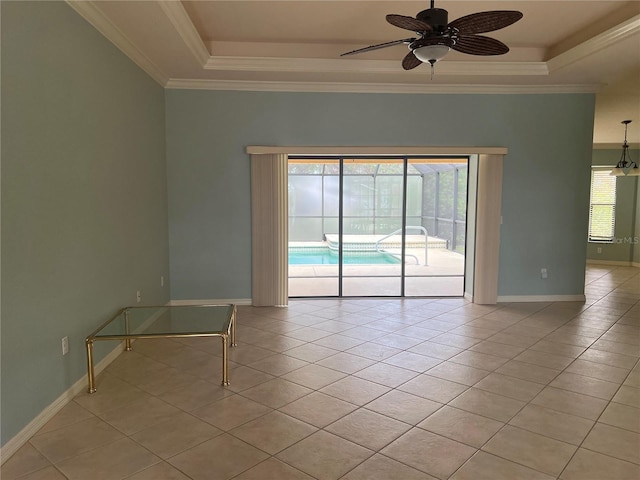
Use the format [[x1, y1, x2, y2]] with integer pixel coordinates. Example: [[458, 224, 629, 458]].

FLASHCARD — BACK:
[[0, 342, 125, 465], [168, 298, 252, 306], [586, 259, 635, 266], [497, 294, 586, 303], [463, 292, 473, 302]]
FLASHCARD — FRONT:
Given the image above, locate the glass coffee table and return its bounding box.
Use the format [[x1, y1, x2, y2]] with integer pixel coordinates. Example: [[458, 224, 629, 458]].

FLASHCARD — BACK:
[[85, 304, 236, 393]]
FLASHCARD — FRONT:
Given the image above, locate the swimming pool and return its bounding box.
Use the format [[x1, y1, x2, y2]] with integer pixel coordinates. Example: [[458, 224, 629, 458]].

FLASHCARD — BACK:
[[288, 247, 400, 265]]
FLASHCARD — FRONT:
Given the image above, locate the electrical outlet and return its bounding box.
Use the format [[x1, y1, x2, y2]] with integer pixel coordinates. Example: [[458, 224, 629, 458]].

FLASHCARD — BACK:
[[136, 290, 142, 303], [541, 268, 548, 279], [597, 247, 602, 254], [61, 336, 69, 355]]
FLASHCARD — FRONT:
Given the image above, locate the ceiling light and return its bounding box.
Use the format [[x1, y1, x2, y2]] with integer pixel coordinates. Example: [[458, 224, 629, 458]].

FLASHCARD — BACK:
[[610, 120, 639, 176], [413, 44, 450, 65]]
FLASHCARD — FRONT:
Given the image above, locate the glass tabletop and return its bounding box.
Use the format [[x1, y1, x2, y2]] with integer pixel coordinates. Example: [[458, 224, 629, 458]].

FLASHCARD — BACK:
[[88, 304, 235, 339]]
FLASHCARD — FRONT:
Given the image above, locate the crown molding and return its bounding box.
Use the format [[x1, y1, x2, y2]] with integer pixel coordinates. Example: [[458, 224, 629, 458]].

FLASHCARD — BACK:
[[166, 78, 599, 94], [547, 14, 640, 73], [65, 0, 167, 85], [204, 56, 548, 76], [158, 0, 210, 66]]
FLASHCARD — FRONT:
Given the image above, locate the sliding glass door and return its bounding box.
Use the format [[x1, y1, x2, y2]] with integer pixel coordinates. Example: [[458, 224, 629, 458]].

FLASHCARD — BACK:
[[288, 156, 467, 297]]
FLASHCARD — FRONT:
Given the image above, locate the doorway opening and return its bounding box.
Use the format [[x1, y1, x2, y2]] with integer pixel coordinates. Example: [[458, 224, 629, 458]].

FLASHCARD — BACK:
[[288, 156, 468, 297]]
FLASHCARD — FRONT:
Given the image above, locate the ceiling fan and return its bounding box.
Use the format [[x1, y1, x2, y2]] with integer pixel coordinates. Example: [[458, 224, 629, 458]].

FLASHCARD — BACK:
[[341, 0, 523, 74]]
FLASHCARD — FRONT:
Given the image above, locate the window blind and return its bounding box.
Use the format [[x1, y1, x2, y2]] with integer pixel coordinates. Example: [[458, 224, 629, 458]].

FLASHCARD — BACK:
[[588, 169, 616, 242]]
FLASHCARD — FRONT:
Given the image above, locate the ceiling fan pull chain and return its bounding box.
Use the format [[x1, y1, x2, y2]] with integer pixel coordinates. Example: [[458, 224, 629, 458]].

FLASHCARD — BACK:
[[430, 62, 435, 80]]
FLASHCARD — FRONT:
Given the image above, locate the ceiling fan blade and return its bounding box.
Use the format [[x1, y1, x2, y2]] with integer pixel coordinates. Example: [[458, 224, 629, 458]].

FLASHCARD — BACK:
[[452, 35, 510, 55], [341, 38, 415, 56], [386, 14, 432, 33], [402, 51, 422, 70], [449, 11, 523, 34]]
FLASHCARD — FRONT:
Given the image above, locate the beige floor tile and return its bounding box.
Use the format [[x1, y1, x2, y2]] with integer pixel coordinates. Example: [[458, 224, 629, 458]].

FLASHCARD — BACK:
[[73, 374, 151, 415], [382, 351, 443, 372], [341, 454, 437, 480], [126, 462, 193, 480], [468, 340, 526, 359], [531, 386, 608, 420], [529, 340, 586, 358], [565, 359, 631, 383], [449, 350, 509, 371], [191, 394, 272, 431], [590, 339, 640, 357], [482, 425, 576, 477], [230, 411, 317, 454], [130, 411, 223, 458], [612, 385, 640, 407], [513, 348, 575, 369], [582, 423, 640, 464], [8, 465, 67, 480], [281, 364, 347, 390], [226, 365, 277, 393], [550, 372, 620, 400], [29, 416, 125, 463], [312, 334, 365, 351], [325, 408, 412, 450], [353, 362, 419, 388], [285, 343, 340, 362], [56, 437, 160, 480], [474, 372, 544, 401], [168, 434, 269, 480], [449, 388, 526, 422], [495, 360, 561, 384], [34, 402, 95, 436], [451, 451, 555, 480], [430, 333, 481, 349], [509, 404, 594, 445], [278, 391, 357, 427], [158, 378, 234, 411], [340, 326, 388, 341], [277, 430, 374, 480], [319, 376, 390, 405], [370, 333, 425, 349], [234, 458, 315, 479], [381, 427, 476, 479], [256, 334, 307, 352], [284, 326, 333, 342], [625, 368, 640, 387], [316, 352, 376, 374], [426, 361, 491, 386], [364, 390, 442, 425], [560, 448, 640, 480], [398, 374, 468, 403], [579, 348, 639, 369], [133, 366, 201, 396], [247, 353, 310, 376], [345, 342, 402, 361], [418, 405, 504, 448], [599, 402, 640, 432], [0, 443, 52, 480], [97, 396, 181, 435], [239, 378, 313, 408], [409, 341, 464, 359]]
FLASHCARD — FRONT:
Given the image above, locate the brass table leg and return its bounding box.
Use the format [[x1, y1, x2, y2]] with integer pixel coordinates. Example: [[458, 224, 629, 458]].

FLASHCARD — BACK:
[[230, 306, 237, 347], [124, 311, 132, 351], [86, 339, 96, 394], [221, 334, 230, 386]]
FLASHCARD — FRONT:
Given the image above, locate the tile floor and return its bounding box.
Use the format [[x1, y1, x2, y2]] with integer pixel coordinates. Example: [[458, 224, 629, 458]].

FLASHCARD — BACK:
[[2, 265, 639, 480]]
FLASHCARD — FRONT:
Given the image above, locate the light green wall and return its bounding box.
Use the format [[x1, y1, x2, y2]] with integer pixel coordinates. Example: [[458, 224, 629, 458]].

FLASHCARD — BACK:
[[1, 1, 170, 445], [588, 149, 640, 263], [165, 89, 595, 299], [636, 179, 640, 264]]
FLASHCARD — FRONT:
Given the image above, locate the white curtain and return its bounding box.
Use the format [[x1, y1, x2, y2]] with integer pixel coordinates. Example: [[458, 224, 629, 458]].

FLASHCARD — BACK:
[[250, 153, 288, 306]]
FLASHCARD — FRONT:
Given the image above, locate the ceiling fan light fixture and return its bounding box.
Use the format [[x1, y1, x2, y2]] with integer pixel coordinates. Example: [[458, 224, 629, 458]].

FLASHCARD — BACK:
[[413, 44, 450, 64]]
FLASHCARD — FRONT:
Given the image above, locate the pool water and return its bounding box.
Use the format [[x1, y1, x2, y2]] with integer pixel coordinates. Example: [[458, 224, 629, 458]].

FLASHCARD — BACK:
[[289, 248, 400, 265]]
